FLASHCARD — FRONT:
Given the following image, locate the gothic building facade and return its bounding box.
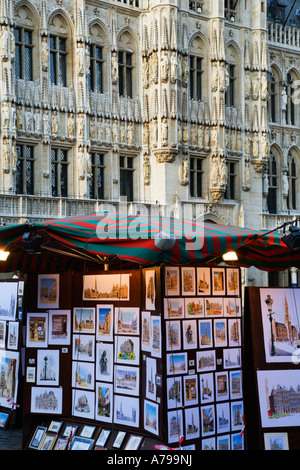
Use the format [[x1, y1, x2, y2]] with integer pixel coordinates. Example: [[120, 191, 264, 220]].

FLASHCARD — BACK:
[[0, 0, 300, 287]]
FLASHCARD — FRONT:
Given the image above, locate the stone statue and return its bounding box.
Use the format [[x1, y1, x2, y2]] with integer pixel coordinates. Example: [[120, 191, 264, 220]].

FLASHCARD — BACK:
[[111, 52, 118, 82]]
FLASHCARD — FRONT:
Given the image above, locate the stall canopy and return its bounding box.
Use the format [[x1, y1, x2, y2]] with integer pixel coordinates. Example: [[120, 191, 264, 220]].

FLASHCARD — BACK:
[[0, 211, 299, 273]]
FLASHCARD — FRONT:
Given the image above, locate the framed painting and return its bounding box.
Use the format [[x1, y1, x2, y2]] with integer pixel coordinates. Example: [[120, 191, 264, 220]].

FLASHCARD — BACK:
[[95, 429, 111, 447], [39, 433, 57, 450], [264, 432, 289, 450], [37, 274, 59, 309], [70, 436, 94, 450], [124, 435, 143, 450], [112, 431, 126, 449], [28, 426, 47, 449]]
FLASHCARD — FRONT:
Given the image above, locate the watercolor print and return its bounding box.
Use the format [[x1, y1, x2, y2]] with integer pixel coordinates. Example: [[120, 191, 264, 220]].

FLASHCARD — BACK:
[[259, 288, 300, 363], [224, 297, 241, 317], [165, 266, 180, 296], [196, 350, 216, 372], [167, 376, 182, 409], [141, 311, 151, 352], [167, 409, 183, 444], [83, 273, 130, 301], [96, 304, 113, 341], [96, 343, 114, 382], [216, 402, 230, 434], [215, 371, 229, 401], [72, 361, 95, 390], [185, 297, 204, 318], [164, 298, 184, 319], [37, 349, 59, 386], [202, 437, 216, 450], [26, 313, 48, 348], [95, 382, 113, 423], [205, 298, 223, 317], [146, 356, 157, 400], [181, 267, 196, 296], [115, 336, 139, 366], [37, 275, 59, 309], [72, 334, 95, 362], [264, 433, 289, 451], [226, 268, 240, 296], [230, 370, 243, 400], [0, 350, 19, 408], [200, 372, 214, 404], [151, 315, 161, 358], [115, 365, 140, 397], [166, 352, 187, 375], [185, 406, 200, 440], [73, 307, 95, 334], [231, 400, 244, 432], [145, 270, 156, 311], [48, 310, 71, 345], [183, 374, 198, 406], [31, 386, 62, 415], [232, 433, 244, 450], [212, 268, 225, 296], [257, 369, 300, 428], [0, 320, 6, 348], [223, 347, 242, 369], [214, 319, 227, 347], [197, 268, 211, 295], [182, 319, 198, 350], [228, 318, 241, 346], [201, 405, 215, 437], [114, 395, 139, 428], [198, 319, 213, 349], [0, 282, 18, 321], [217, 434, 230, 451], [72, 389, 95, 420], [166, 320, 181, 351], [115, 307, 139, 335], [144, 400, 159, 436]]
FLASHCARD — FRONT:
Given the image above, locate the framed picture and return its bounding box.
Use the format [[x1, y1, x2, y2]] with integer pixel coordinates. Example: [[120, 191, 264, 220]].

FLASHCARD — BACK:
[[80, 425, 96, 439], [166, 352, 187, 375], [0, 411, 10, 429], [200, 372, 214, 404], [72, 389, 95, 421], [264, 432, 289, 450], [95, 382, 113, 423], [145, 269, 156, 311], [95, 429, 111, 447], [166, 320, 181, 351], [0, 320, 6, 348], [0, 350, 19, 408], [151, 315, 161, 358], [182, 319, 197, 349], [167, 376, 182, 409], [48, 310, 71, 345], [181, 267, 196, 296], [226, 268, 240, 296], [197, 268, 211, 295], [48, 420, 63, 434], [7, 321, 19, 350], [26, 313, 48, 348], [83, 274, 130, 301], [165, 266, 180, 296], [185, 406, 200, 440], [212, 268, 225, 295], [53, 437, 68, 450], [39, 433, 57, 450], [70, 436, 94, 450], [37, 274, 59, 309], [96, 304, 114, 341], [198, 319, 213, 349], [144, 400, 159, 436], [73, 307, 95, 334], [114, 395, 139, 428], [115, 307, 139, 335], [164, 298, 184, 319], [214, 319, 227, 347], [37, 349, 60, 386], [196, 350, 216, 372], [62, 424, 78, 439], [205, 298, 223, 317], [73, 334, 95, 362], [183, 374, 198, 406], [0, 282, 18, 321], [31, 386, 63, 414], [167, 409, 183, 444], [125, 435, 143, 450], [96, 342, 114, 382], [72, 361, 95, 390], [115, 365, 140, 397], [28, 425, 47, 449], [115, 335, 139, 366], [185, 298, 204, 318], [141, 311, 151, 352], [112, 431, 126, 449]]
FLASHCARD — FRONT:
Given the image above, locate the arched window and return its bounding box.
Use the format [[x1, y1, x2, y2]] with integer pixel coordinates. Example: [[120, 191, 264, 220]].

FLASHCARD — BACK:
[[267, 152, 278, 214], [189, 35, 208, 102], [14, 3, 38, 81], [88, 22, 107, 94], [48, 13, 72, 88], [225, 45, 239, 108], [287, 151, 297, 210], [118, 31, 136, 98], [286, 73, 295, 126], [267, 72, 276, 123]]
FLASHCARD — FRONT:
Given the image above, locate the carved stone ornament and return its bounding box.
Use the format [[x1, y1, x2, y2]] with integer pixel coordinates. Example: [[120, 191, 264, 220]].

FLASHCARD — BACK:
[[154, 149, 177, 163]]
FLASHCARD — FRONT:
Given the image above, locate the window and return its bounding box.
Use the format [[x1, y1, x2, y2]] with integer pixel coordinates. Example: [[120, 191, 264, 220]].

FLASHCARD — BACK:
[[88, 44, 104, 93], [118, 51, 133, 98], [89, 153, 105, 200], [286, 73, 295, 126], [190, 157, 203, 197], [225, 65, 236, 107], [189, 55, 203, 101], [267, 154, 278, 214], [120, 156, 134, 202], [224, 161, 236, 200], [287, 153, 297, 210], [51, 148, 68, 197], [16, 144, 34, 195], [50, 35, 67, 86], [14, 27, 33, 80], [268, 72, 277, 123]]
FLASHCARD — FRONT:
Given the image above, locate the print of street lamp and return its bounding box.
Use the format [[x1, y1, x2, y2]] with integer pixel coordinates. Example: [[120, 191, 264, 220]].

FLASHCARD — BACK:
[[264, 295, 276, 356]]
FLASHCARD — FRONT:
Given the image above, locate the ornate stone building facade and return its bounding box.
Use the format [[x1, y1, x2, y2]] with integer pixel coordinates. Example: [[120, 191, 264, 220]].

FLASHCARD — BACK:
[[0, 0, 299, 286]]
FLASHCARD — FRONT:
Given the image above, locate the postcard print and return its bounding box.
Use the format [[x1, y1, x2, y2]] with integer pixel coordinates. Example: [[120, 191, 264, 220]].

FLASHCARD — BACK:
[[181, 267, 196, 296], [96, 304, 113, 341], [31, 386, 62, 415], [37, 274, 59, 309], [164, 298, 184, 319], [73, 307, 95, 334], [96, 343, 114, 382], [26, 313, 48, 348], [95, 382, 113, 423], [144, 400, 159, 436], [115, 365, 139, 396], [185, 297, 204, 318], [115, 307, 139, 335], [165, 267, 180, 296], [182, 319, 197, 350], [0, 282, 18, 321], [198, 319, 213, 349], [197, 268, 211, 295], [48, 310, 71, 345], [72, 389, 95, 420], [114, 395, 139, 428]]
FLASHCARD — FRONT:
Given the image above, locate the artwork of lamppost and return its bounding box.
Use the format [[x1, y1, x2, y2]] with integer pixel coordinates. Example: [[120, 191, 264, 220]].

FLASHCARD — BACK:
[[264, 295, 276, 356]]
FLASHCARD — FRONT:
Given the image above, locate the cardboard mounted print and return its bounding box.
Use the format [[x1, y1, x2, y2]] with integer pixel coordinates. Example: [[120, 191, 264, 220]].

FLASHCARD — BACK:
[[73, 334, 95, 362], [212, 268, 226, 296], [0, 282, 18, 321], [73, 307, 95, 334], [141, 311, 151, 352], [182, 319, 198, 350], [96, 342, 114, 382], [37, 274, 59, 309], [95, 382, 113, 423], [26, 312, 48, 348], [226, 268, 240, 296], [167, 376, 182, 409], [145, 269, 156, 310], [48, 310, 71, 345], [0, 350, 19, 408], [114, 394, 140, 428], [72, 361, 95, 390], [150, 315, 162, 358], [115, 364, 140, 397], [165, 266, 180, 296], [185, 297, 204, 318], [96, 305, 113, 342], [31, 386, 63, 415], [164, 298, 184, 319], [83, 273, 130, 301], [37, 349, 60, 386], [72, 389, 95, 421], [166, 320, 181, 351], [115, 307, 139, 336], [197, 268, 211, 295], [185, 406, 200, 440], [181, 267, 196, 296], [144, 399, 159, 436]]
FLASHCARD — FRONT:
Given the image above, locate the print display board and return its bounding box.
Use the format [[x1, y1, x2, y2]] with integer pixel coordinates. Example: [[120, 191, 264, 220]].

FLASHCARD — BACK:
[[23, 266, 243, 450], [244, 287, 300, 450]]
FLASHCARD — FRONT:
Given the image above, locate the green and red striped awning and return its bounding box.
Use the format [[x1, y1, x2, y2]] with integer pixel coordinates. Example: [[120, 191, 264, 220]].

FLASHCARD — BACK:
[[0, 212, 299, 273]]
